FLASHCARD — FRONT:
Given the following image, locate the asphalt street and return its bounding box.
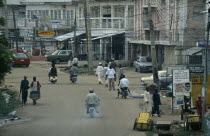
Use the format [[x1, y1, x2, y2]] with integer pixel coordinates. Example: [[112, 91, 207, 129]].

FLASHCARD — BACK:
[[0, 62, 151, 136]]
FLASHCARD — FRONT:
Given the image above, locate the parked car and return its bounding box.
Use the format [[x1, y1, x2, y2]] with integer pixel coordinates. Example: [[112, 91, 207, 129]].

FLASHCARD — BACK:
[[166, 83, 173, 97], [11, 53, 30, 67], [45, 50, 72, 64], [141, 70, 172, 89], [133, 56, 152, 73]]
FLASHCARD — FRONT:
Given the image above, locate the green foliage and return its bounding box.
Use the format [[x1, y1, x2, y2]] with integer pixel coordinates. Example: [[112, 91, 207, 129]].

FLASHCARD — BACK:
[[0, 90, 20, 116], [0, 17, 5, 26], [0, 0, 3, 6]]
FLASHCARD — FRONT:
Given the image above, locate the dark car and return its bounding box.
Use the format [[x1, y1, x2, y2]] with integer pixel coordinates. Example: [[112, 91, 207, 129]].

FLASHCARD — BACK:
[[45, 50, 72, 64], [11, 53, 30, 67], [159, 74, 173, 89]]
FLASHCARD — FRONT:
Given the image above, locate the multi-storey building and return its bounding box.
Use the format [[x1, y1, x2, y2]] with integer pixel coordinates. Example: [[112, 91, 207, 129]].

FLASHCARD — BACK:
[[131, 0, 205, 68]]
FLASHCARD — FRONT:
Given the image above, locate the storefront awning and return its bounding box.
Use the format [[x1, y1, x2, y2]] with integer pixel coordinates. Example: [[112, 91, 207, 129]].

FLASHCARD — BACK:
[[128, 39, 182, 46], [55, 30, 125, 41], [55, 30, 85, 41]]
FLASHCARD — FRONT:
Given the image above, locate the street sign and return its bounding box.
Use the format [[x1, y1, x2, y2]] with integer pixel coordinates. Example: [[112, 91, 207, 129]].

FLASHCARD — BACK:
[[173, 69, 190, 83]]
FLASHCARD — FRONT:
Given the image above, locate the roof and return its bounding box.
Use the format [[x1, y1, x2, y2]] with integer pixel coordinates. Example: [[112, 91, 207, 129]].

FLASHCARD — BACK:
[[55, 30, 125, 41], [128, 39, 182, 46]]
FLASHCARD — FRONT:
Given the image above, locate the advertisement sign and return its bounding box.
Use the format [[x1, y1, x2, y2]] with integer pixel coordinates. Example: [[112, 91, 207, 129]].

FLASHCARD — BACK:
[[173, 82, 191, 96], [19, 29, 33, 37], [52, 20, 60, 28], [175, 96, 184, 105], [173, 69, 189, 83], [36, 37, 55, 41], [188, 66, 204, 84], [167, 66, 186, 75], [17, 19, 25, 27], [26, 20, 36, 28], [38, 31, 54, 37]]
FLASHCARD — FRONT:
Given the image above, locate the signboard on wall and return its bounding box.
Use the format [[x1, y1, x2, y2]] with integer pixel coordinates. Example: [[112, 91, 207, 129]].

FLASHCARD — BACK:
[[52, 20, 60, 28], [38, 31, 54, 37], [188, 66, 204, 84]]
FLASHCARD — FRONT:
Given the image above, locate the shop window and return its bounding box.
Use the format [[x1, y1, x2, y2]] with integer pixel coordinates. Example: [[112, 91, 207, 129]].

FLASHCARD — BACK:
[[103, 6, 111, 17]]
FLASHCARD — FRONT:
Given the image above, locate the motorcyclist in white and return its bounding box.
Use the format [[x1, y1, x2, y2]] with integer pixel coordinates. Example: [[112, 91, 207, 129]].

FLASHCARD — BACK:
[[85, 88, 100, 114]]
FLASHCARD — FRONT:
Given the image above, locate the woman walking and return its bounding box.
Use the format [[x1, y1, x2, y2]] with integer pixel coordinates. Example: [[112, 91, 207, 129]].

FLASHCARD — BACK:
[[30, 77, 41, 105]]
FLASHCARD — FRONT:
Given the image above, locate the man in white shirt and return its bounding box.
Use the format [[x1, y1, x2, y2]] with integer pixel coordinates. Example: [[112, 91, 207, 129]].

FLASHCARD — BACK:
[[106, 66, 116, 91], [72, 56, 78, 67], [96, 62, 104, 84], [118, 75, 131, 97], [143, 86, 152, 113]]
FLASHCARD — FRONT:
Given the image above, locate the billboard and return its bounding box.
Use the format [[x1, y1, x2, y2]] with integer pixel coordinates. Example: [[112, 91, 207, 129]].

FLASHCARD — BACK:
[[38, 31, 54, 37]]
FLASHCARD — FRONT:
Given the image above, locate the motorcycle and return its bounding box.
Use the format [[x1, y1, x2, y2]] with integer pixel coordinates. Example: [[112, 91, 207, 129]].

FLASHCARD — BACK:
[[50, 76, 57, 84], [70, 73, 77, 83], [87, 104, 98, 118], [117, 88, 130, 99]]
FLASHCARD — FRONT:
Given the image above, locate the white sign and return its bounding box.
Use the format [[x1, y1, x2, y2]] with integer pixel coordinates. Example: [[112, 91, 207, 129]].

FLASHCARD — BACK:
[[27, 20, 36, 28], [18, 19, 25, 27], [173, 82, 191, 96], [167, 66, 186, 75], [173, 69, 189, 83], [52, 20, 60, 28]]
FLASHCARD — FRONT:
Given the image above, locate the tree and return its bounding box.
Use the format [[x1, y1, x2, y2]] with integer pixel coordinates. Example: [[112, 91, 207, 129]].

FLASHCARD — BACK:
[[0, 0, 12, 84]]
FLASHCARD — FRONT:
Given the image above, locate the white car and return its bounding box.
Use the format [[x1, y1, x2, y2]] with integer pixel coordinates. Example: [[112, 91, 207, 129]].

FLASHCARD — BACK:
[[141, 70, 167, 86]]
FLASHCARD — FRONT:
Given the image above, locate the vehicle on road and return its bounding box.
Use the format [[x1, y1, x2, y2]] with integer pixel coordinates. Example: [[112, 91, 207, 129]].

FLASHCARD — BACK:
[[133, 56, 152, 73], [11, 53, 30, 67], [141, 70, 172, 89], [88, 104, 96, 118], [70, 73, 77, 83], [117, 88, 130, 99], [50, 76, 57, 84], [45, 50, 72, 64]]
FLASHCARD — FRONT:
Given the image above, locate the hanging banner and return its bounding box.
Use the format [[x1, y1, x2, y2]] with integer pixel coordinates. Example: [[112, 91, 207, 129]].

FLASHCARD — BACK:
[[38, 31, 55, 37]]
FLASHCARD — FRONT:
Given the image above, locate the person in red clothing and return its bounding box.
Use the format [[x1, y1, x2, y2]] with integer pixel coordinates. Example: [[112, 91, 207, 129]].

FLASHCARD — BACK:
[[196, 95, 208, 116]]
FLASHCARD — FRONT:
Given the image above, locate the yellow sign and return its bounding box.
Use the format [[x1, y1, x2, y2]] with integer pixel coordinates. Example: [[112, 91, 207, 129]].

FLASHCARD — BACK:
[[38, 31, 54, 37], [190, 75, 203, 84]]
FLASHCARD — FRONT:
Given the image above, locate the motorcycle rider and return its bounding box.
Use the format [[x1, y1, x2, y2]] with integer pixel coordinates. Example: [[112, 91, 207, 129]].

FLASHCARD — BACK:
[[118, 75, 131, 98], [70, 63, 78, 81], [85, 88, 100, 114], [49, 63, 57, 80]]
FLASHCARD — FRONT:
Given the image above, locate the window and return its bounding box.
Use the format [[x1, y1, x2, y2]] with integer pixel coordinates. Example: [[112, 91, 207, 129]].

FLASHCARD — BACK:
[[189, 55, 202, 64], [90, 6, 100, 18], [54, 11, 58, 19], [113, 5, 125, 17], [51, 10, 53, 19], [127, 5, 134, 28], [39, 10, 41, 17], [58, 10, 61, 19], [27, 10, 31, 19], [59, 51, 67, 55], [79, 7, 83, 18], [63, 10, 66, 19], [102, 6, 111, 17], [193, 6, 204, 20], [18, 12, 25, 18], [46, 10, 49, 16], [41, 10, 45, 16]]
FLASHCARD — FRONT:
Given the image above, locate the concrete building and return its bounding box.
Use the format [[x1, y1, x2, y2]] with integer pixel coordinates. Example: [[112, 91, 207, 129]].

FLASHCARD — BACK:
[[130, 0, 205, 68]]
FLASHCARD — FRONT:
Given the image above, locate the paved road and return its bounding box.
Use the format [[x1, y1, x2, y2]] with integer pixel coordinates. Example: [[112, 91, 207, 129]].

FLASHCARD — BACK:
[[0, 62, 151, 136]]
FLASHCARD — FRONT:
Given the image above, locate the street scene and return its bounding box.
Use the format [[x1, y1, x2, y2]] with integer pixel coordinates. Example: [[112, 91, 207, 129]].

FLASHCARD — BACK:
[[1, 0, 210, 136]]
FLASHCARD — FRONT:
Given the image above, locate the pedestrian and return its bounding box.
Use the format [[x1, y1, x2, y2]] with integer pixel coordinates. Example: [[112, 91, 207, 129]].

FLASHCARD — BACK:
[[152, 89, 161, 117], [72, 55, 78, 67], [110, 58, 117, 71], [96, 62, 104, 84], [195, 95, 208, 116], [30, 77, 41, 105], [106, 65, 116, 91], [143, 86, 152, 113], [20, 76, 29, 107], [103, 64, 109, 87], [118, 64, 124, 85]]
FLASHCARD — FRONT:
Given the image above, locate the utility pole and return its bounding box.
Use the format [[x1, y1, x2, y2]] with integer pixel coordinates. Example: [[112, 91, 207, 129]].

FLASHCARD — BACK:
[[12, 5, 19, 52], [3, 0, 9, 41], [202, 7, 210, 132], [73, 1, 77, 57], [148, 2, 159, 88], [84, 0, 93, 74]]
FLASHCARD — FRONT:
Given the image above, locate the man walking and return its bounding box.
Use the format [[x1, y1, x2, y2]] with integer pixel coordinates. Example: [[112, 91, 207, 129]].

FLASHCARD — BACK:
[[96, 62, 104, 84], [20, 76, 29, 107], [152, 89, 161, 117], [72, 56, 78, 67], [106, 66, 116, 91], [143, 86, 152, 113]]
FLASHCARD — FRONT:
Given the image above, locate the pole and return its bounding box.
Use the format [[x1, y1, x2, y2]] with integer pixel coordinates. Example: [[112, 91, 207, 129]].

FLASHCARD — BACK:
[[12, 5, 19, 52], [84, 0, 93, 74], [73, 3, 77, 56], [148, 2, 159, 89], [202, 8, 210, 132], [4, 0, 9, 41]]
